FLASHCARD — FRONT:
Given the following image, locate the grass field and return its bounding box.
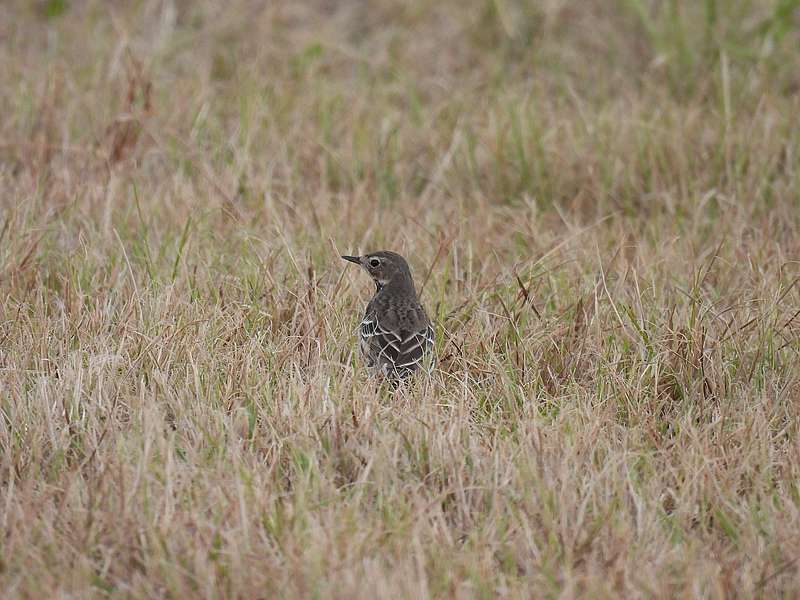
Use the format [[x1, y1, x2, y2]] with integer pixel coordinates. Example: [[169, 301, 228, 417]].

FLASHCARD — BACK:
[[2, 0, 800, 597]]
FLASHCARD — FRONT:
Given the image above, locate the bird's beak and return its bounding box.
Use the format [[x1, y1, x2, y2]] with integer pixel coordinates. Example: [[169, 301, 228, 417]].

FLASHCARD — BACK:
[[341, 255, 361, 265]]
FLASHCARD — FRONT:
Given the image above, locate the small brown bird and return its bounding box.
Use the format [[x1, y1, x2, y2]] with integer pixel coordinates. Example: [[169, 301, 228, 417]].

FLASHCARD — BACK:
[[342, 251, 434, 380]]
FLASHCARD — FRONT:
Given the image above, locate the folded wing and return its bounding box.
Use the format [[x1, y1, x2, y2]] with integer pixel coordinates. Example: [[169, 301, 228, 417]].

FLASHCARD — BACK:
[[360, 317, 434, 378]]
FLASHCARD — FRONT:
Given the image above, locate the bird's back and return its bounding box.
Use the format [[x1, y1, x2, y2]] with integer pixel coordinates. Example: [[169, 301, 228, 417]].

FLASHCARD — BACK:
[[360, 291, 434, 379]]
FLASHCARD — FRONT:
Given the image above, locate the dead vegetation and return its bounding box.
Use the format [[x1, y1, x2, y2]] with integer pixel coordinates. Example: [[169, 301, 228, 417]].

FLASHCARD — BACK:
[[1, 0, 800, 597]]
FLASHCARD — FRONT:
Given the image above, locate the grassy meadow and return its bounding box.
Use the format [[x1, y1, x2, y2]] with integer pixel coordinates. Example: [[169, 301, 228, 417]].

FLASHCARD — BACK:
[[2, 0, 800, 597]]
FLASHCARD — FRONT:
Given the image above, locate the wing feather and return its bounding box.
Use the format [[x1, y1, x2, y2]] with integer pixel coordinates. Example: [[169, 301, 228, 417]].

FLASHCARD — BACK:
[[359, 316, 434, 379]]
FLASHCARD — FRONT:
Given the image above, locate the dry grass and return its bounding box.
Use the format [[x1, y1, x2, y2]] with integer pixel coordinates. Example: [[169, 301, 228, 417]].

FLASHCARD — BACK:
[[2, 0, 800, 597]]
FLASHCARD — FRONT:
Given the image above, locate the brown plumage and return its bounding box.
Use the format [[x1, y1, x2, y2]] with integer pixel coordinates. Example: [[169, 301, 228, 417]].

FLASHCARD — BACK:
[[342, 251, 434, 380]]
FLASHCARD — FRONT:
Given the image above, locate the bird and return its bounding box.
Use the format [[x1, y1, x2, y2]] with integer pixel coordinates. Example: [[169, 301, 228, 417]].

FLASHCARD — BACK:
[[341, 251, 435, 381]]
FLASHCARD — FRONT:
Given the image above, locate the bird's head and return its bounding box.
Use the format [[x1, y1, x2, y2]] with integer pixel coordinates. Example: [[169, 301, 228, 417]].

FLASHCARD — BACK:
[[341, 251, 414, 292]]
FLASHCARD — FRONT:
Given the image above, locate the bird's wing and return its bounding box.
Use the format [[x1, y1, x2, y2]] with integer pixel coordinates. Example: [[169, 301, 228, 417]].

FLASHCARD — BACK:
[[361, 316, 434, 377]]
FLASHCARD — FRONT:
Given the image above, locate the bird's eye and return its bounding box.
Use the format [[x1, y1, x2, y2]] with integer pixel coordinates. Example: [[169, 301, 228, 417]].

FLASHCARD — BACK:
[[368, 258, 381, 268]]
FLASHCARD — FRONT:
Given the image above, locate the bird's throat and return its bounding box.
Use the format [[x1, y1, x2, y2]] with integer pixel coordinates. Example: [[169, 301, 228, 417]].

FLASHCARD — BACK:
[[374, 278, 391, 293], [373, 276, 416, 298]]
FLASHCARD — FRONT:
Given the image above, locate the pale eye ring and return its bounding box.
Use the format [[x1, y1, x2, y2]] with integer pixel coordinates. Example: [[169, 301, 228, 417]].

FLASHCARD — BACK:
[[368, 258, 381, 268]]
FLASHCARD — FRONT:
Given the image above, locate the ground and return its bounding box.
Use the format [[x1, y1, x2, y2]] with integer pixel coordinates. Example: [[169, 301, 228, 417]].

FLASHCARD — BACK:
[[1, 1, 800, 598]]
